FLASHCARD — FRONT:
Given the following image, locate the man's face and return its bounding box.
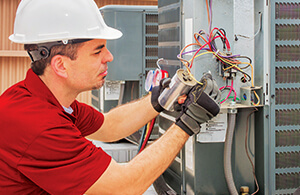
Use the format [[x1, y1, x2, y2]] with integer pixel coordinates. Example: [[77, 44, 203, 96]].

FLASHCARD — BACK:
[[66, 39, 113, 92]]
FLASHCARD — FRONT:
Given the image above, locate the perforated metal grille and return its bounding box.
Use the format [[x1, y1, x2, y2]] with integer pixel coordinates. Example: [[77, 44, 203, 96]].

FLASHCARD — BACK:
[[276, 45, 300, 61], [276, 67, 300, 83], [275, 3, 300, 19], [146, 36, 158, 45], [145, 59, 157, 68], [146, 14, 158, 23], [275, 88, 300, 104], [276, 172, 300, 190], [146, 48, 158, 56], [276, 151, 300, 168], [271, 1, 300, 193], [276, 24, 300, 40], [276, 130, 300, 147], [146, 25, 158, 34], [275, 109, 300, 126]]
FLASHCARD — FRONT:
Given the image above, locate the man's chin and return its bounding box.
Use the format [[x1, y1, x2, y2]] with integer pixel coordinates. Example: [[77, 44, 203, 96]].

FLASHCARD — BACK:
[[92, 80, 105, 90]]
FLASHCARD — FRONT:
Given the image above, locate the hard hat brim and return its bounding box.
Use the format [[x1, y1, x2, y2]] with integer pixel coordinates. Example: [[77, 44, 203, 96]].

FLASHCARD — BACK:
[[9, 26, 122, 44]]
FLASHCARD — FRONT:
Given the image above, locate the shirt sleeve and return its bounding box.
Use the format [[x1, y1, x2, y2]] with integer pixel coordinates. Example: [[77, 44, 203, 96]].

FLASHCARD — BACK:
[[17, 123, 111, 195], [72, 100, 104, 137]]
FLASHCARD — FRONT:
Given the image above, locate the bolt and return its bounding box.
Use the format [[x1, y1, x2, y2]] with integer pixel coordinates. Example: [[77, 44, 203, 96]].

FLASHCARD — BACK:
[[230, 101, 236, 107]]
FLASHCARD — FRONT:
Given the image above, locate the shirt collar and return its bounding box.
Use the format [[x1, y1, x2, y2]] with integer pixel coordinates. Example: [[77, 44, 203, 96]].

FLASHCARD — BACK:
[[24, 69, 64, 111], [63, 106, 74, 114]]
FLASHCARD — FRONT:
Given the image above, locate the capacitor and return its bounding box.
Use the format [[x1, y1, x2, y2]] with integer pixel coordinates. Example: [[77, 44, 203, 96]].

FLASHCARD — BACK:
[[158, 69, 196, 111]]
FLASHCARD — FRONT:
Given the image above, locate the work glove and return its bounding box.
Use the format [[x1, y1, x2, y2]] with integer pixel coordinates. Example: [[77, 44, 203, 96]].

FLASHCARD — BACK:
[[151, 78, 171, 112], [175, 73, 221, 136]]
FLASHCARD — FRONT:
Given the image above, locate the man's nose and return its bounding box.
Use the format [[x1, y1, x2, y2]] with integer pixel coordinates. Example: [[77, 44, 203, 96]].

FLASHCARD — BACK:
[[103, 48, 113, 63]]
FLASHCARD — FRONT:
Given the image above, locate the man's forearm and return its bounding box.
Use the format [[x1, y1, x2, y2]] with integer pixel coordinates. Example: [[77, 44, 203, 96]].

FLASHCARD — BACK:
[[88, 95, 159, 142], [85, 124, 189, 195]]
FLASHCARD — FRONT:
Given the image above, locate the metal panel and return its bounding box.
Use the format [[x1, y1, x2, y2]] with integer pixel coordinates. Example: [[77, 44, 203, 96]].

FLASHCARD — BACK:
[[94, 0, 157, 7], [157, 0, 181, 78], [101, 9, 144, 81], [269, 1, 300, 194], [158, 0, 260, 194]]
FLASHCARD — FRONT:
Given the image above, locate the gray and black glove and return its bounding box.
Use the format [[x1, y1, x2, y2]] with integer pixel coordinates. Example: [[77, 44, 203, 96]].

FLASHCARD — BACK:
[[151, 78, 171, 112], [175, 73, 221, 136]]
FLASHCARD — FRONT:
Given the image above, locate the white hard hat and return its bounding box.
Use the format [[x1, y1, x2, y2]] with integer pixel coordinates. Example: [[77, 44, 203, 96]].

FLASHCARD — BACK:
[[9, 0, 122, 44]]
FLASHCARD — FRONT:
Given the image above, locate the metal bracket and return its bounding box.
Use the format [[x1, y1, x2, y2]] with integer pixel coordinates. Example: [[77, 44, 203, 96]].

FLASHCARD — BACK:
[[240, 86, 263, 106]]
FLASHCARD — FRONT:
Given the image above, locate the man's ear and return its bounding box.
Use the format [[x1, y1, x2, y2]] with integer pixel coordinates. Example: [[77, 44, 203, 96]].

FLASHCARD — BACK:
[[50, 55, 68, 78]]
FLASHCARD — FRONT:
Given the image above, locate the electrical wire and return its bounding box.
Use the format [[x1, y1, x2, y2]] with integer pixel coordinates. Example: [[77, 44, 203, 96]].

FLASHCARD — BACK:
[[139, 118, 156, 152], [219, 79, 236, 104], [138, 123, 148, 152], [205, 0, 211, 29], [245, 107, 259, 195], [235, 12, 262, 40], [220, 96, 240, 103], [189, 49, 260, 105], [176, 1, 260, 106], [220, 86, 238, 102], [234, 56, 252, 69]]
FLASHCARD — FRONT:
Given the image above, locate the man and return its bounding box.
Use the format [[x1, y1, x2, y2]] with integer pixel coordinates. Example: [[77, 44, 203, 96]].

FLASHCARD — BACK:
[[0, 0, 221, 194]]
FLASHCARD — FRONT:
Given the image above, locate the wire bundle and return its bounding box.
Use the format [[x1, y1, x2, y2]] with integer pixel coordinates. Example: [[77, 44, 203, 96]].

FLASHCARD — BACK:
[[138, 118, 156, 152], [176, 0, 259, 106]]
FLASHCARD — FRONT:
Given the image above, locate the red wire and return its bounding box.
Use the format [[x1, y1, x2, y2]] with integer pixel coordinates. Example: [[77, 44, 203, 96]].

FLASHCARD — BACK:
[[210, 27, 231, 51], [208, 28, 229, 51], [139, 118, 156, 152], [219, 79, 234, 104], [190, 42, 210, 68], [190, 33, 229, 69]]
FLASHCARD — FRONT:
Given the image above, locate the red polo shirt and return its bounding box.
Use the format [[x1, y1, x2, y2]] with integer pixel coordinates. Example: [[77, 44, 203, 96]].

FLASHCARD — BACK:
[[0, 69, 111, 194]]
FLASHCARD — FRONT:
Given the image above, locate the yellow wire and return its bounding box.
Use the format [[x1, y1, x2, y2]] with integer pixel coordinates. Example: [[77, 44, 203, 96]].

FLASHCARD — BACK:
[[186, 68, 203, 85], [185, 51, 215, 85], [189, 51, 261, 106], [180, 42, 261, 106], [145, 121, 151, 138], [240, 62, 254, 86], [191, 50, 243, 72], [239, 62, 260, 106], [252, 91, 260, 106]]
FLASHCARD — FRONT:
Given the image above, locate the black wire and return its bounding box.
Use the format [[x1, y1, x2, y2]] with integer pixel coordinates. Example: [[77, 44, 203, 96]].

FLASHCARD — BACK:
[[217, 29, 227, 48], [220, 86, 231, 92], [222, 61, 252, 82], [236, 68, 251, 82], [137, 124, 147, 152], [210, 29, 227, 51], [234, 56, 252, 69]]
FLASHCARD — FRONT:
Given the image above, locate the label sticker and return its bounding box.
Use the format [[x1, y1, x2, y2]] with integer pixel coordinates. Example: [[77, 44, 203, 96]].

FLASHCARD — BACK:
[[197, 111, 228, 143], [104, 81, 122, 100]]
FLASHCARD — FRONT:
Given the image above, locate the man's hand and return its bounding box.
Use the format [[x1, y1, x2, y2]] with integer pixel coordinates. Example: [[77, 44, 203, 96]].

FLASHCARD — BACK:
[[151, 78, 171, 112], [175, 73, 221, 136]]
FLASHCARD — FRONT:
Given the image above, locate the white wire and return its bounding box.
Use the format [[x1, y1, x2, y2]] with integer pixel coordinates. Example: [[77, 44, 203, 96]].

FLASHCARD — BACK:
[[235, 12, 262, 41]]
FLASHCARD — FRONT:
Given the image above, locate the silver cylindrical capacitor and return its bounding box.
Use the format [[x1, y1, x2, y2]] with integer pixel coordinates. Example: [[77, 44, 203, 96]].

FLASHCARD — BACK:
[[158, 69, 196, 111]]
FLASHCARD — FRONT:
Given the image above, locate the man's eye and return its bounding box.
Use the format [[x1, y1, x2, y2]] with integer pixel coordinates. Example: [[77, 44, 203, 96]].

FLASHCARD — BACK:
[[94, 51, 101, 55]]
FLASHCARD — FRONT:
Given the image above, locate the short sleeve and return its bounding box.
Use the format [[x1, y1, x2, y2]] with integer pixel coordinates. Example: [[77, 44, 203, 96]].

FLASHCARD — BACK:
[[17, 124, 111, 195], [72, 101, 104, 136]]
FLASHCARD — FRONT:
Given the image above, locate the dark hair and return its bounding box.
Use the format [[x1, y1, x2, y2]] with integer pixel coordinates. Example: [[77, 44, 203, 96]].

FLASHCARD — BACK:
[[24, 43, 83, 75]]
